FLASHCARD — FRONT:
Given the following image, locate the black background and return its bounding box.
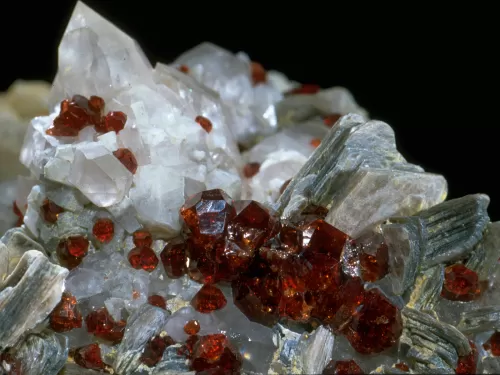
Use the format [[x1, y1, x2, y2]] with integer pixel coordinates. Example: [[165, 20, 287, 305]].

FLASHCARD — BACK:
[[1, 2, 498, 219]]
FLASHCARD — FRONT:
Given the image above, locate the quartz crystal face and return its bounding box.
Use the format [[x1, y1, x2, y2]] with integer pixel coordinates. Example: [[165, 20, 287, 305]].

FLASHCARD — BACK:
[[1, 2, 498, 375]]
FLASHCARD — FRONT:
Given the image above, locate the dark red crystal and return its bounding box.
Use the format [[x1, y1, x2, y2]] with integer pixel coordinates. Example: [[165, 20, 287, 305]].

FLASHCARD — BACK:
[[49, 292, 82, 332], [160, 238, 188, 279], [323, 113, 342, 128], [441, 264, 481, 302], [0, 353, 22, 375], [140, 335, 175, 367], [456, 341, 478, 374], [184, 320, 201, 335], [92, 218, 114, 243], [359, 242, 389, 282], [251, 62, 267, 85], [40, 198, 64, 224], [128, 246, 159, 272], [85, 308, 126, 344], [113, 148, 138, 174], [191, 284, 227, 313], [73, 343, 106, 370], [133, 229, 153, 247], [56, 236, 89, 270], [286, 84, 321, 96], [483, 331, 500, 356], [195, 115, 213, 133], [148, 295, 167, 310], [190, 334, 242, 374]]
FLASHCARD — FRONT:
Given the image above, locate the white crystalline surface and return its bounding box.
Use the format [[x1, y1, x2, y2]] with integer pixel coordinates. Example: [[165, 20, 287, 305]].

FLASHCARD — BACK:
[[19, 2, 242, 237]]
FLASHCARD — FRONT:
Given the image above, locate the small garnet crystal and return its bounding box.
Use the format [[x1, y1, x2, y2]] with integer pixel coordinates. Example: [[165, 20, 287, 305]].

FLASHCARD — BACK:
[[191, 334, 242, 374], [310, 138, 321, 148], [160, 239, 188, 279], [359, 243, 389, 282], [322, 359, 364, 374], [178, 64, 189, 73], [195, 115, 213, 133], [0, 353, 22, 375], [191, 284, 227, 313], [12, 201, 23, 227], [243, 162, 260, 178], [250, 61, 267, 85], [140, 335, 175, 367], [113, 148, 138, 174], [49, 292, 82, 332], [343, 288, 402, 354], [92, 218, 114, 243], [184, 320, 201, 335], [85, 308, 126, 344], [128, 246, 159, 272], [441, 264, 481, 301], [456, 341, 478, 374], [286, 84, 321, 96], [40, 198, 64, 224], [73, 343, 106, 370], [56, 235, 89, 270], [148, 295, 167, 310], [394, 362, 409, 372], [102, 111, 127, 133], [133, 229, 153, 247], [483, 331, 500, 356], [323, 113, 342, 127]]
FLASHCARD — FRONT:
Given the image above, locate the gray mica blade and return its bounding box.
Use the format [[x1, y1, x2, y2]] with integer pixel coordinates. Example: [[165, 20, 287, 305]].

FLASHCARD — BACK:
[[407, 265, 445, 312], [11, 330, 68, 375], [457, 306, 500, 334], [0, 250, 68, 349], [152, 344, 191, 374], [416, 194, 490, 268], [113, 304, 171, 375], [465, 221, 500, 280]]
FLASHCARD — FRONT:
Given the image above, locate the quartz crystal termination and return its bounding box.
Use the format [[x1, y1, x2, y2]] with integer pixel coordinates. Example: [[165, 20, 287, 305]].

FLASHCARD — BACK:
[[1, 1, 500, 374]]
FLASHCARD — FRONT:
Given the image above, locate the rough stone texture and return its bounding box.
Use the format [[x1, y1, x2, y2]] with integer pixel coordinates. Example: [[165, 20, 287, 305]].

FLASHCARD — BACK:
[[0, 250, 68, 349], [11, 330, 68, 375], [457, 306, 500, 334], [114, 304, 171, 375], [416, 194, 490, 268], [407, 265, 444, 312], [275, 115, 446, 237]]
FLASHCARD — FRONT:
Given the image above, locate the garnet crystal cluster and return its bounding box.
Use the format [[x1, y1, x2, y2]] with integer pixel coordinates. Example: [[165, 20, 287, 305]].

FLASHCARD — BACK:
[[1, 1, 500, 375]]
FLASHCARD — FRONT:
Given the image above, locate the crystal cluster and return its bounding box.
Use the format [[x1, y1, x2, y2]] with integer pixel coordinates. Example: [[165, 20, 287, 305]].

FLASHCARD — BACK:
[[1, 1, 500, 375]]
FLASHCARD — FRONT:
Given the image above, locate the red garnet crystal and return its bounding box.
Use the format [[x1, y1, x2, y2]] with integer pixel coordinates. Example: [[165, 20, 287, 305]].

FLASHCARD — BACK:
[[128, 246, 159, 272], [140, 335, 175, 367], [483, 331, 500, 356], [301, 219, 349, 261], [251, 62, 267, 85], [323, 113, 342, 128], [133, 229, 153, 247], [195, 115, 213, 133], [456, 341, 478, 374], [40, 198, 64, 224], [359, 243, 389, 282], [243, 162, 260, 178], [184, 320, 201, 335], [73, 343, 106, 370], [160, 239, 188, 279], [310, 138, 321, 148], [285, 84, 321, 96], [191, 284, 227, 313], [178, 65, 190, 74], [181, 189, 235, 242], [102, 111, 127, 133], [12, 201, 23, 227], [0, 353, 22, 375], [92, 218, 114, 243], [441, 264, 481, 301], [191, 334, 242, 374], [343, 288, 402, 354], [178, 334, 199, 359], [113, 148, 138, 174], [56, 236, 89, 270], [49, 292, 82, 332], [47, 95, 104, 136], [148, 295, 167, 310], [85, 308, 126, 344], [394, 362, 409, 372], [322, 360, 364, 374]]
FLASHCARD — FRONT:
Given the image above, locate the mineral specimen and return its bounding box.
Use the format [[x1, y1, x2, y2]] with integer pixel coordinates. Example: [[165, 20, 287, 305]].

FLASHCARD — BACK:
[[1, 1, 499, 374]]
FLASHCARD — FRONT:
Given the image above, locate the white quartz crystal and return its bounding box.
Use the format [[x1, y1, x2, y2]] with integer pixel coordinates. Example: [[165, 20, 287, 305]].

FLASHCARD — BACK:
[[19, 1, 242, 236]]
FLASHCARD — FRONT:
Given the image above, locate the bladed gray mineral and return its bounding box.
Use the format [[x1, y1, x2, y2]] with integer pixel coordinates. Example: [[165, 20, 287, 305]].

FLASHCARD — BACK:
[[457, 306, 500, 334]]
